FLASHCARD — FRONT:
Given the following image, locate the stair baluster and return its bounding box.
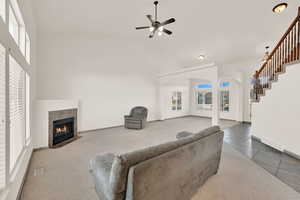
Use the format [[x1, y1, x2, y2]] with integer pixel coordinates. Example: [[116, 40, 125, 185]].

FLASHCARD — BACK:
[[252, 7, 300, 102]]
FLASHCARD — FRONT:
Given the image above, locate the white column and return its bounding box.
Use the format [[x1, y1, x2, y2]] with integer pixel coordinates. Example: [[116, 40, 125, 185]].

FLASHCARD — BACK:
[[188, 80, 194, 115], [158, 85, 165, 121], [212, 80, 220, 126]]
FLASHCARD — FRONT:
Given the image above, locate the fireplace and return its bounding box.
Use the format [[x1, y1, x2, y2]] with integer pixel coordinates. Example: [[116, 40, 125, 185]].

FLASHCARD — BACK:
[[49, 108, 78, 148], [53, 117, 75, 146]]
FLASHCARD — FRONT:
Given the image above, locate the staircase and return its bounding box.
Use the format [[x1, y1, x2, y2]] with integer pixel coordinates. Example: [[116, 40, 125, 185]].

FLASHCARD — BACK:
[[251, 7, 300, 102]]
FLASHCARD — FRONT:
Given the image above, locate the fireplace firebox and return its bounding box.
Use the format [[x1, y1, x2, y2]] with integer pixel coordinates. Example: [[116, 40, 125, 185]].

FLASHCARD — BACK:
[[49, 108, 78, 148], [53, 117, 75, 146]]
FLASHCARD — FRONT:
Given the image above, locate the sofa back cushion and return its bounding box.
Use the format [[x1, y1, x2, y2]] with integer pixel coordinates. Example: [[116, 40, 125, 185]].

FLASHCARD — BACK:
[[126, 130, 224, 200], [109, 126, 220, 195]]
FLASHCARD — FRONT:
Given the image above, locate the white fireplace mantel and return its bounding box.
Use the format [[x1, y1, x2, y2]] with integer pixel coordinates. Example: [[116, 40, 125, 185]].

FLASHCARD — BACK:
[[34, 100, 79, 149]]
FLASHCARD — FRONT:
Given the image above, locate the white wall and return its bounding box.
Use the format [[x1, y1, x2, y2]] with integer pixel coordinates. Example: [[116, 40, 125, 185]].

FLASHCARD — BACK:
[[252, 62, 300, 156], [220, 60, 258, 122], [158, 65, 220, 123], [36, 35, 159, 132]]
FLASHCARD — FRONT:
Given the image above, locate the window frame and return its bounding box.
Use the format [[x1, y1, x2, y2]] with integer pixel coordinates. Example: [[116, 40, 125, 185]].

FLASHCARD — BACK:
[[0, 43, 6, 191], [25, 32, 30, 64], [0, 0, 5, 22], [0, 0, 32, 194], [8, 0, 30, 65], [8, 4, 19, 45]]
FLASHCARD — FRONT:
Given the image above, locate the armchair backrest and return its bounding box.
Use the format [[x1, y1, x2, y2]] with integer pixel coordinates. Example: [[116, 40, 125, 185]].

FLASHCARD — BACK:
[[130, 107, 148, 119]]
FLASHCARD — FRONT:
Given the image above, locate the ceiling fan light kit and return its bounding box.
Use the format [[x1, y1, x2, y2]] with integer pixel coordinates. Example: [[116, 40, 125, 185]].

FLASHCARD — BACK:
[[136, 1, 176, 38]]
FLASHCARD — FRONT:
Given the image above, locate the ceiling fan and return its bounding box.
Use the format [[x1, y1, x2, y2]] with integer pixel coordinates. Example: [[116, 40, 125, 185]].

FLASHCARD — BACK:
[[136, 1, 176, 38]]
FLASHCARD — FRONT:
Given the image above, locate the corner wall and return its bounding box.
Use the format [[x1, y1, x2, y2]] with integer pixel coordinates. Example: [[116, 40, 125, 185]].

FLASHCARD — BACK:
[[252, 62, 300, 156], [36, 35, 159, 132]]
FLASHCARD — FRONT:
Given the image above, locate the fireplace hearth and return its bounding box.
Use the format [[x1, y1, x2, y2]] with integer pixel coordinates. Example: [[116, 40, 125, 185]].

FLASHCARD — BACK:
[[49, 109, 78, 148]]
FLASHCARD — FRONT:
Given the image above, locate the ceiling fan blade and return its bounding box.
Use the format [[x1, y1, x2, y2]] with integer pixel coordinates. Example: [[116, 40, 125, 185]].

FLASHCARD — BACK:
[[163, 28, 172, 35], [149, 28, 157, 38], [136, 26, 150, 30], [146, 15, 154, 23], [161, 18, 176, 26]]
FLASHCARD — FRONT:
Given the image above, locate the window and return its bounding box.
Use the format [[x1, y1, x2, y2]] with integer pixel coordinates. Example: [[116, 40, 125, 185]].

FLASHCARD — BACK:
[[0, 44, 6, 189], [220, 91, 230, 112], [220, 81, 230, 87], [196, 91, 212, 110], [220, 81, 230, 112], [171, 92, 182, 111], [25, 33, 30, 64], [9, 56, 26, 172], [205, 92, 212, 104], [19, 26, 26, 56], [197, 92, 203, 104], [0, 0, 5, 22], [197, 84, 212, 89], [9, 6, 19, 44], [8, 2, 30, 64]]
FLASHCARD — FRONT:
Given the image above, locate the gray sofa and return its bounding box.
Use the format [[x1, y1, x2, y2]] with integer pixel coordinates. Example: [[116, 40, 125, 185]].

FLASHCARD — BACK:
[[89, 126, 224, 200], [124, 107, 148, 130]]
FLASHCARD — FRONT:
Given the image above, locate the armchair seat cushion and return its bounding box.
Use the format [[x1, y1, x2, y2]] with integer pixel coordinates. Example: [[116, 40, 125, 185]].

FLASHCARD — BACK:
[[124, 116, 142, 121]]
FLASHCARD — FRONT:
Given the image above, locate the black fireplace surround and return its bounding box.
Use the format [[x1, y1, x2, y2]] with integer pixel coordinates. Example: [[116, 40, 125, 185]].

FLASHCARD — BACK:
[[53, 117, 75, 146]]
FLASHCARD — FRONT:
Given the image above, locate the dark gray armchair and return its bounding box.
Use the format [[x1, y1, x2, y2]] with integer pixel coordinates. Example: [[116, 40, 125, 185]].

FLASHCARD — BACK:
[[124, 107, 148, 129]]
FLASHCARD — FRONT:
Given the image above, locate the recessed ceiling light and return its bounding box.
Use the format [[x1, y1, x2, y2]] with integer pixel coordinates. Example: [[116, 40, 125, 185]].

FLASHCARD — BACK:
[[272, 3, 288, 13], [197, 55, 205, 60]]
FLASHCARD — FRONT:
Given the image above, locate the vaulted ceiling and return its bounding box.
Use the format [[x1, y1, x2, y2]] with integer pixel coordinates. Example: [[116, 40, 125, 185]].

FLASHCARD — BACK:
[[32, 0, 299, 74]]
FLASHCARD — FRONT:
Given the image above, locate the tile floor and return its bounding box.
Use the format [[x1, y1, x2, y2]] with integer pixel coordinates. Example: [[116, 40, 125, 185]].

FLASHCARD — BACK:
[[224, 123, 300, 193]]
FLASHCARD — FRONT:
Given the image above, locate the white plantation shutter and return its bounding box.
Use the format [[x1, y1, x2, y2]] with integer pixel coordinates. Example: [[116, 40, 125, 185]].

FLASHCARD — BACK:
[[0, 44, 6, 189], [9, 56, 25, 171], [25, 73, 30, 142]]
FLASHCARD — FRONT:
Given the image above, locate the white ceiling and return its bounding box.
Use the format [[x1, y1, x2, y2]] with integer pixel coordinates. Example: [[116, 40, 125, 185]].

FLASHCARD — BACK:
[[32, 0, 299, 74]]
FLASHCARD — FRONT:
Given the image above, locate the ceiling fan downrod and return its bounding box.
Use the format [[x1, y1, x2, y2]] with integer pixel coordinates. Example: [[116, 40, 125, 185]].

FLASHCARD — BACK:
[[154, 1, 158, 22]]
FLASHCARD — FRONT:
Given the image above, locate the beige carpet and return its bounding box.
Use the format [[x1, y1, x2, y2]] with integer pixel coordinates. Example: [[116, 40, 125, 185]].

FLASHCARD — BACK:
[[21, 117, 300, 200]]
